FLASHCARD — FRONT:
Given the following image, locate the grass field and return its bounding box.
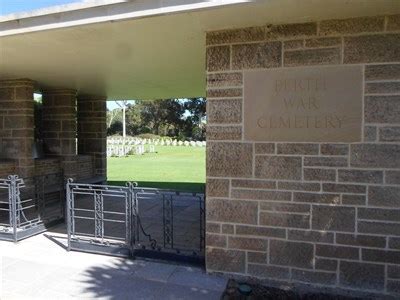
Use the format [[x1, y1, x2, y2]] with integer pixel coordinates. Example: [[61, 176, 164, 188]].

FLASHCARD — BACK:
[[107, 145, 206, 192]]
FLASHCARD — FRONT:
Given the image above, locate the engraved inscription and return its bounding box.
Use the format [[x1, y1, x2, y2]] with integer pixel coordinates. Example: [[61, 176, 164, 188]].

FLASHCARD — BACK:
[[244, 66, 362, 142]]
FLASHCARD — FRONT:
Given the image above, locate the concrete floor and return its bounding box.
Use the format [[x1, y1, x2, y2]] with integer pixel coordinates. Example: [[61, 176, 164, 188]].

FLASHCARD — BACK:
[[0, 226, 226, 299]]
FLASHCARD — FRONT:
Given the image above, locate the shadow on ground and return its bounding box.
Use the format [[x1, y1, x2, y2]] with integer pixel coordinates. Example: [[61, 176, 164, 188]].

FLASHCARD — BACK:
[[78, 258, 225, 299], [107, 181, 205, 193]]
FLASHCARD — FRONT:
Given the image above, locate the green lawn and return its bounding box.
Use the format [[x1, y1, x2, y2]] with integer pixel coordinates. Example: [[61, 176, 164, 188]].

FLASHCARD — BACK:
[[107, 145, 206, 192]]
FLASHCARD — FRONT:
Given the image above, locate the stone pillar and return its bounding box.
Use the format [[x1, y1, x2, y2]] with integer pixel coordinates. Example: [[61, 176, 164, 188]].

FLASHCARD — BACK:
[[42, 89, 77, 179], [77, 95, 107, 178], [0, 79, 35, 179]]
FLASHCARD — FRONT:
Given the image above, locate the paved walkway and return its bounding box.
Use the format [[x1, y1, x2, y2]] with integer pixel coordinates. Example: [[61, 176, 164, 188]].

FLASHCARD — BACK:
[[0, 226, 226, 299]]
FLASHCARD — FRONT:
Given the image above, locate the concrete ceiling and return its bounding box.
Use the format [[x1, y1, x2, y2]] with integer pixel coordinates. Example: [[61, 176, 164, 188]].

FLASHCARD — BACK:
[[0, 0, 399, 99]]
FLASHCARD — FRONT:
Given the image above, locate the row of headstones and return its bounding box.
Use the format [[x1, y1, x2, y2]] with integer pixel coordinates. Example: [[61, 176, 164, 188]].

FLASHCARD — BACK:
[[107, 138, 206, 147], [107, 144, 156, 157]]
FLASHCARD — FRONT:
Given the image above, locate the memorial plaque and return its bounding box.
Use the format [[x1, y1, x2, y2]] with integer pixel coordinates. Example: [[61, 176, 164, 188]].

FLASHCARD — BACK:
[[243, 65, 363, 142]]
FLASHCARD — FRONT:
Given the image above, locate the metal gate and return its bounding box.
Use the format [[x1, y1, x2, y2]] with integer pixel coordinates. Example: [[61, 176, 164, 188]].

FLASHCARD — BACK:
[[66, 180, 205, 264], [0, 173, 64, 242]]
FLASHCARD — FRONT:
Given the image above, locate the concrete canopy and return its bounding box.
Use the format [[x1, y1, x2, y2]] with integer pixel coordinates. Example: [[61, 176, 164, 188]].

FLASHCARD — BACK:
[[0, 0, 399, 99]]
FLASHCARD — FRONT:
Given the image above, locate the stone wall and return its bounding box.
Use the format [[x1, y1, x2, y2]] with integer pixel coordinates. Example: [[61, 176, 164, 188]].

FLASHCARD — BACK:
[[42, 89, 78, 179], [0, 79, 35, 179], [0, 160, 16, 178], [77, 95, 107, 178], [76, 155, 94, 181], [205, 15, 400, 297], [34, 158, 61, 177]]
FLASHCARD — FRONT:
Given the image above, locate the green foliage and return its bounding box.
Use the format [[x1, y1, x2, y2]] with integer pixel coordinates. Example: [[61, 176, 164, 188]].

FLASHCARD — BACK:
[[107, 98, 206, 140]]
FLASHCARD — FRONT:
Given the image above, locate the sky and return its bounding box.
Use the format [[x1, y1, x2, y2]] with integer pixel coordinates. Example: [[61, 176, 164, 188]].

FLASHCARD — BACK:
[[0, 0, 82, 15]]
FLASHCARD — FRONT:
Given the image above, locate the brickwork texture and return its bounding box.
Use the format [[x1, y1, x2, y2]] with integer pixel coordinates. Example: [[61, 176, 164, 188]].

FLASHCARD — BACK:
[[0, 79, 35, 179], [205, 15, 400, 297]]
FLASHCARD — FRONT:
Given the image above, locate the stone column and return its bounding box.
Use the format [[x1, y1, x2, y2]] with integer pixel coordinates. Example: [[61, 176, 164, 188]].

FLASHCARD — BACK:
[[42, 89, 77, 179], [0, 79, 35, 179], [77, 95, 107, 178]]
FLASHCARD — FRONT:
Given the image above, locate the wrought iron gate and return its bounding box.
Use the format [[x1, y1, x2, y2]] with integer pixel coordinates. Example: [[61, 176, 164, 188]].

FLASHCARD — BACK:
[[0, 173, 64, 242], [66, 180, 205, 264]]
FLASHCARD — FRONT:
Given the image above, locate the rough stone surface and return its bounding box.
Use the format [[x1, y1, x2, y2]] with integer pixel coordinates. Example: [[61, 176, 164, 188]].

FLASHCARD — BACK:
[[207, 99, 242, 124], [235, 225, 286, 238], [260, 202, 310, 213], [363, 126, 377, 142], [207, 73, 243, 87], [338, 169, 383, 184], [255, 156, 302, 180], [293, 192, 340, 204], [358, 221, 400, 236], [288, 229, 334, 243], [232, 189, 291, 201], [312, 206, 355, 232], [362, 249, 400, 264], [207, 125, 242, 140], [379, 127, 400, 142], [315, 259, 338, 272], [206, 198, 258, 224], [277, 143, 318, 155], [316, 245, 359, 259], [319, 16, 384, 35], [206, 178, 230, 198], [320, 144, 349, 156], [322, 183, 366, 194], [386, 171, 400, 185], [206, 248, 245, 273], [365, 96, 400, 124], [228, 236, 268, 251], [336, 233, 386, 248], [340, 261, 385, 290], [232, 42, 281, 69], [387, 14, 400, 31], [259, 212, 310, 229], [269, 240, 314, 269], [358, 207, 400, 222], [247, 264, 289, 280], [365, 82, 400, 94], [351, 144, 400, 168], [365, 64, 400, 80], [304, 156, 348, 167], [231, 179, 275, 190], [284, 48, 341, 66], [284, 39, 303, 50], [303, 168, 336, 182], [343, 34, 400, 63], [304, 37, 341, 48], [292, 269, 336, 285], [277, 181, 320, 192], [254, 143, 275, 154], [206, 27, 264, 45], [265, 23, 317, 39], [221, 224, 234, 234], [207, 142, 253, 177], [206, 233, 227, 248], [368, 186, 400, 207], [207, 88, 242, 98], [341, 194, 366, 206], [206, 46, 230, 71]]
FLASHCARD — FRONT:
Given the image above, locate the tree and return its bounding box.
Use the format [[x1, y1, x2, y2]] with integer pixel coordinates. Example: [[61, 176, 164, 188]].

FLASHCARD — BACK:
[[106, 98, 207, 140], [138, 99, 185, 136]]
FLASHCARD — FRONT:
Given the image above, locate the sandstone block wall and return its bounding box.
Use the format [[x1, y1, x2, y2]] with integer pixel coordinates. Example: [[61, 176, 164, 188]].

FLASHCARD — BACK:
[[0, 79, 35, 179], [42, 89, 78, 179], [205, 15, 400, 297], [77, 95, 107, 178]]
